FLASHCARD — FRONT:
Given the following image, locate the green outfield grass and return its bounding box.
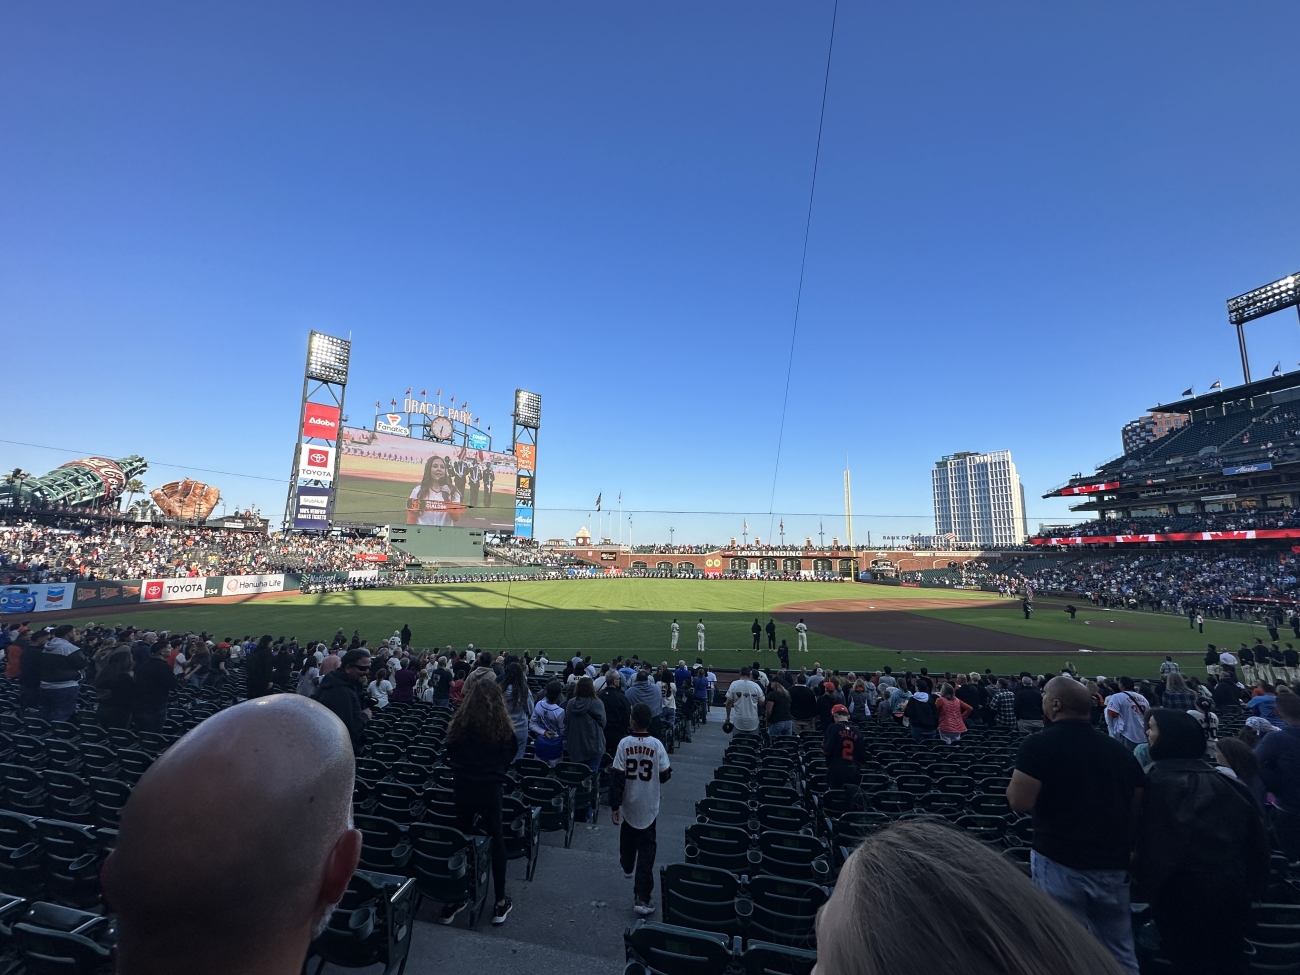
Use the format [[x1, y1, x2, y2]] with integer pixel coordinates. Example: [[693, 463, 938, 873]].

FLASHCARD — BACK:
[[914, 599, 1267, 653], [46, 579, 1201, 678]]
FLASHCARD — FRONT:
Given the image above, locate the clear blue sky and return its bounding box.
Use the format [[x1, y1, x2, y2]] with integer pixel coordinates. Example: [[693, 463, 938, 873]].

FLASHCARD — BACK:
[[3, 2, 1299, 545]]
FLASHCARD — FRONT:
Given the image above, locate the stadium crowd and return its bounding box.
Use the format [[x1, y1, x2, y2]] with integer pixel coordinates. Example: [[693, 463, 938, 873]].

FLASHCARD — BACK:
[[2, 613, 1299, 973], [0, 519, 392, 583], [1034, 510, 1300, 538]]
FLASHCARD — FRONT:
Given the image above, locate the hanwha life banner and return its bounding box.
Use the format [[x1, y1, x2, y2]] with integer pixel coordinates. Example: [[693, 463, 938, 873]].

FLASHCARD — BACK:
[[222, 574, 286, 596]]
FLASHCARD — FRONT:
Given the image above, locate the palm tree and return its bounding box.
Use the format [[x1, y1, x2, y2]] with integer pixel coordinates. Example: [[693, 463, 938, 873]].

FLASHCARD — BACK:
[[3, 469, 31, 508], [131, 498, 158, 522], [122, 478, 146, 512]]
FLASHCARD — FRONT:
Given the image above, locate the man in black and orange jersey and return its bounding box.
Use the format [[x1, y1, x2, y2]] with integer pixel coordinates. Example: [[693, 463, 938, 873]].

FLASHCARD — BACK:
[[821, 704, 865, 792]]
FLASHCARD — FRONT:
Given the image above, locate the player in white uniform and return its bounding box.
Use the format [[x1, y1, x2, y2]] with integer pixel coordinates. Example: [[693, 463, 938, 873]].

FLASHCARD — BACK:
[[610, 702, 672, 916], [796, 618, 808, 652], [670, 619, 679, 651], [696, 619, 706, 653]]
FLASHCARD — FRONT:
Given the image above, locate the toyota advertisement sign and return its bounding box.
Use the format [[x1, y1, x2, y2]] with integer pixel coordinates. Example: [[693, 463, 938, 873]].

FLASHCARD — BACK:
[[298, 444, 336, 482]]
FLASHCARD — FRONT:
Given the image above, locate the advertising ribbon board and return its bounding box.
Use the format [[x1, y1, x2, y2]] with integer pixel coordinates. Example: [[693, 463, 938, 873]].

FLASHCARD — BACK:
[[73, 581, 144, 609]]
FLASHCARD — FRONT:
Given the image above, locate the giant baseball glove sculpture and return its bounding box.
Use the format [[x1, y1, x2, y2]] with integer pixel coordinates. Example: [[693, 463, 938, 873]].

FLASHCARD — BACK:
[[151, 479, 222, 521]]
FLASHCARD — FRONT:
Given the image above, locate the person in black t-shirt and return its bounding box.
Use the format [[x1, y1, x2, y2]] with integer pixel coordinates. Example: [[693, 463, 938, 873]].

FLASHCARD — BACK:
[[821, 705, 865, 791], [789, 676, 818, 734], [764, 680, 793, 737], [1007, 676, 1144, 974]]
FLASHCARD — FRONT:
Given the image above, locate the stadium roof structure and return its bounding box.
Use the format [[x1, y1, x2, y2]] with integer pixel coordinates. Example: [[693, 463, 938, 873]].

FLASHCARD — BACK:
[[1149, 369, 1300, 415]]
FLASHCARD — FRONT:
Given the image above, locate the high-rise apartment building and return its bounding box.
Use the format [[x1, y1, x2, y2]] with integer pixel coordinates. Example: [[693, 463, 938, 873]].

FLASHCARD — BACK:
[[932, 450, 1027, 547], [1120, 412, 1188, 455]]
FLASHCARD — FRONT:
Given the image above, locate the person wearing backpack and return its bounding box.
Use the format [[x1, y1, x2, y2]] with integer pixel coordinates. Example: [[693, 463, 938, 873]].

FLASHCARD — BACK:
[[1104, 676, 1148, 752]]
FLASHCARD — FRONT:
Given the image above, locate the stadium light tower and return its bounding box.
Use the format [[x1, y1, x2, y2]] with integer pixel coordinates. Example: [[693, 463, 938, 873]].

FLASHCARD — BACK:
[[1226, 271, 1300, 385], [511, 390, 541, 540], [283, 330, 350, 533]]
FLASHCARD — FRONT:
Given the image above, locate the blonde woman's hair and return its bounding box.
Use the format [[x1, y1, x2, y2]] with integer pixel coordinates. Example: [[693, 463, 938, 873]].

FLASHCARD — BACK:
[[817, 820, 1126, 975]]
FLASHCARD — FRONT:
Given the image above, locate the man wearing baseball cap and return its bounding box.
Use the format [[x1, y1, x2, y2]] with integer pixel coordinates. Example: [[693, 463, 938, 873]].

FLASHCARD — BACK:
[[821, 703, 865, 795]]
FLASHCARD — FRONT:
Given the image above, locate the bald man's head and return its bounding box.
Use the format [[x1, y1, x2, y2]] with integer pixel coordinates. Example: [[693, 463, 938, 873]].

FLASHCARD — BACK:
[[103, 695, 360, 975], [1042, 676, 1092, 722]]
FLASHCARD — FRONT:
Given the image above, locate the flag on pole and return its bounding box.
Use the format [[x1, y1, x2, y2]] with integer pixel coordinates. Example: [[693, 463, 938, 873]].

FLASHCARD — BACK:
[[618, 491, 622, 504], [436, 389, 441, 396], [421, 389, 426, 396], [1274, 363, 1282, 377], [743, 520, 749, 533], [596, 493, 602, 512], [780, 519, 784, 533], [1182, 387, 1193, 396], [1210, 380, 1222, 390]]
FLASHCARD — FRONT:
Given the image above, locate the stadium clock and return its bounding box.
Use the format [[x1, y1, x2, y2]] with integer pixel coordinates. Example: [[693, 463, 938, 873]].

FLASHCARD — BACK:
[[430, 416, 453, 440]]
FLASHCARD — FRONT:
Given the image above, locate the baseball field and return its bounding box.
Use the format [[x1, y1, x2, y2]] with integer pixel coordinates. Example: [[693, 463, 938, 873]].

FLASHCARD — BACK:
[[49, 579, 1251, 678]]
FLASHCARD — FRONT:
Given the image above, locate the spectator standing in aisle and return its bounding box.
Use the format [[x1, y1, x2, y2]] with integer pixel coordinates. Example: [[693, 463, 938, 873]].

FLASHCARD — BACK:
[[934, 683, 972, 744], [133, 641, 175, 733], [1014, 677, 1044, 733], [822, 704, 865, 793], [245, 637, 274, 699], [1104, 677, 1148, 752], [565, 677, 607, 822], [1256, 690, 1300, 858], [1007, 677, 1144, 975], [990, 679, 1017, 729], [443, 679, 516, 926], [785, 681, 816, 733], [625, 670, 664, 739], [724, 667, 765, 733], [529, 680, 567, 766], [104, 696, 362, 975], [1134, 709, 1268, 975], [40, 624, 87, 723], [315, 650, 371, 753], [94, 648, 136, 730], [501, 663, 533, 761], [610, 703, 671, 918], [600, 672, 631, 757], [765, 679, 793, 737], [903, 683, 939, 742], [669, 618, 678, 651], [690, 666, 710, 724]]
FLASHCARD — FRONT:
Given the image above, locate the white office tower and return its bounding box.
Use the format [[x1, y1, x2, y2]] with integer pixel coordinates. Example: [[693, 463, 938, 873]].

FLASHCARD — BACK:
[[932, 450, 1027, 546]]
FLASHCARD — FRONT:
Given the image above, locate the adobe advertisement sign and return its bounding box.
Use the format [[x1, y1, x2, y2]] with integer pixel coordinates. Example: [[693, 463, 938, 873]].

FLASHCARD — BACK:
[[302, 402, 341, 441], [298, 444, 336, 482], [293, 487, 332, 531]]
